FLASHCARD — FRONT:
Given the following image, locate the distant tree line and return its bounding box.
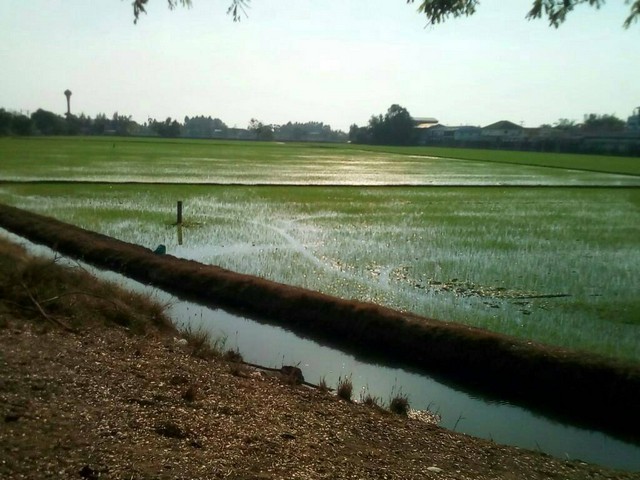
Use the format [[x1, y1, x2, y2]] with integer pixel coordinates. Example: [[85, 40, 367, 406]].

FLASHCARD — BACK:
[[0, 108, 146, 137], [251, 119, 347, 142], [349, 104, 417, 146], [0, 108, 347, 143], [541, 114, 628, 132], [3, 106, 635, 155]]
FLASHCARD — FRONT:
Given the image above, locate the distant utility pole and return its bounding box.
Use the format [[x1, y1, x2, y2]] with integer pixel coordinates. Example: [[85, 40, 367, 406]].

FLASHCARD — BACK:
[[64, 89, 72, 116]]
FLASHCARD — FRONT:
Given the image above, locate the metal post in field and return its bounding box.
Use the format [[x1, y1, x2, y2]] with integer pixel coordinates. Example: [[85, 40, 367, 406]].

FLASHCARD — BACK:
[[177, 201, 183, 225]]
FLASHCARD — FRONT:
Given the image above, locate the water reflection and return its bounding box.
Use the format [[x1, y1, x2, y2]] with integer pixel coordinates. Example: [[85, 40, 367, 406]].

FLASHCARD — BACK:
[[177, 224, 183, 245]]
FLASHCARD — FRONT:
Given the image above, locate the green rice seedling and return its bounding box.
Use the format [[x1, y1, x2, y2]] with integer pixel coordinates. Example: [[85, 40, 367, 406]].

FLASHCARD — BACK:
[[4, 183, 639, 361], [349, 144, 640, 176]]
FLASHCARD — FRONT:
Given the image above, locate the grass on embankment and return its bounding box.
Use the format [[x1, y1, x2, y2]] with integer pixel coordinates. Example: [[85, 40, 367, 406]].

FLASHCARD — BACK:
[[0, 237, 172, 334]]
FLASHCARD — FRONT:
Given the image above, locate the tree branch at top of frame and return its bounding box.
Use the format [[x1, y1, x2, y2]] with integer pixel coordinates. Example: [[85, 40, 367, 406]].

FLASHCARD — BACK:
[[131, 0, 248, 23], [131, 0, 639, 27], [406, 0, 639, 28]]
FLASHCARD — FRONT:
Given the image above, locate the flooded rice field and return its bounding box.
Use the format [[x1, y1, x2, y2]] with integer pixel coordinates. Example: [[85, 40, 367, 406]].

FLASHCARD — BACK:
[[1, 184, 638, 362], [2, 138, 639, 471], [2, 138, 640, 186]]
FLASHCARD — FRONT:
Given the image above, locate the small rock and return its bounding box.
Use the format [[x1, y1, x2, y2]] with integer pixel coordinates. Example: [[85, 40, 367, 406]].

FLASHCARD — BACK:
[[280, 365, 304, 384], [182, 385, 198, 402], [427, 466, 443, 473], [169, 374, 190, 385], [5, 413, 21, 423], [79, 465, 99, 479], [155, 421, 187, 439]]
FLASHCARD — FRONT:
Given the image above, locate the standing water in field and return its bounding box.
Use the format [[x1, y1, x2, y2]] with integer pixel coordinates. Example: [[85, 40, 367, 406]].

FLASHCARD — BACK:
[[3, 184, 638, 363]]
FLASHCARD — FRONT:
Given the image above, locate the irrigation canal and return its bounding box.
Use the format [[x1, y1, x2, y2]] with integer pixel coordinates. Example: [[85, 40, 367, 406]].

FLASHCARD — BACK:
[[3, 228, 640, 472]]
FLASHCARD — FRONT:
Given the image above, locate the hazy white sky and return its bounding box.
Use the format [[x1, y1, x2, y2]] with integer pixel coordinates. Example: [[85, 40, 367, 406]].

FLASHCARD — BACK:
[[1, 0, 638, 131]]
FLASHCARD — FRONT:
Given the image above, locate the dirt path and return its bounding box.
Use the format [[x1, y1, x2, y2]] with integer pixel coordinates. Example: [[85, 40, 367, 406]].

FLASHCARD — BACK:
[[3, 320, 639, 479]]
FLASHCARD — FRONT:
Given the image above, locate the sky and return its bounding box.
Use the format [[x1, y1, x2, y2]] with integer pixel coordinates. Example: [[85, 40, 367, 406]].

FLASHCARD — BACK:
[[1, 0, 638, 131]]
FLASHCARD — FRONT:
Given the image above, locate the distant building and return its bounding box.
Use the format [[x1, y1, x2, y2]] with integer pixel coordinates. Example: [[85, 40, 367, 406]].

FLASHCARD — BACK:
[[417, 124, 481, 145], [225, 128, 254, 140], [412, 117, 440, 145], [481, 120, 525, 142], [416, 115, 639, 155]]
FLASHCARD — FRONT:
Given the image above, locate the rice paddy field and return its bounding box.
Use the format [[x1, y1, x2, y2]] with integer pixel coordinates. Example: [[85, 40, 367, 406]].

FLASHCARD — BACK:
[[1, 136, 639, 363]]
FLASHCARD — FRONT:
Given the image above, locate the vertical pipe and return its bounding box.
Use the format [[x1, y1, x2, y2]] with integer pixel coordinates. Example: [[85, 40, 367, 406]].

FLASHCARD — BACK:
[[177, 201, 183, 225]]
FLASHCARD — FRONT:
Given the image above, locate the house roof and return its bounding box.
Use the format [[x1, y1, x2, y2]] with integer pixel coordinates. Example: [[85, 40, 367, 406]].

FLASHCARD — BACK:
[[412, 117, 439, 128], [483, 120, 523, 130], [430, 125, 480, 132]]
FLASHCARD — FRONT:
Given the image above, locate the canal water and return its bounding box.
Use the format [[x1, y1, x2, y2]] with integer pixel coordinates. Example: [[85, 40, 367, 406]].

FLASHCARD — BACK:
[[3, 229, 640, 472], [172, 303, 640, 472]]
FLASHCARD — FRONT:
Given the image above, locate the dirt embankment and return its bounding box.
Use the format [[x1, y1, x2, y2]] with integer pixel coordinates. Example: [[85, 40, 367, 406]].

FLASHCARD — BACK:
[[2, 235, 639, 479], [1, 202, 639, 443]]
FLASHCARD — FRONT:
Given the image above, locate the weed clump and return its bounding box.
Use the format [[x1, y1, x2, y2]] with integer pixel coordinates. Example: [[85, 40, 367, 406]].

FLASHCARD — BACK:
[[336, 375, 353, 402], [388, 391, 410, 416], [359, 386, 382, 409], [318, 376, 329, 393], [228, 361, 250, 377], [179, 325, 227, 360], [223, 349, 243, 363]]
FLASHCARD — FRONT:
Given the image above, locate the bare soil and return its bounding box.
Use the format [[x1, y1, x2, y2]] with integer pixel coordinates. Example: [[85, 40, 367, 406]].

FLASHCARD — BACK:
[[1, 237, 639, 479]]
